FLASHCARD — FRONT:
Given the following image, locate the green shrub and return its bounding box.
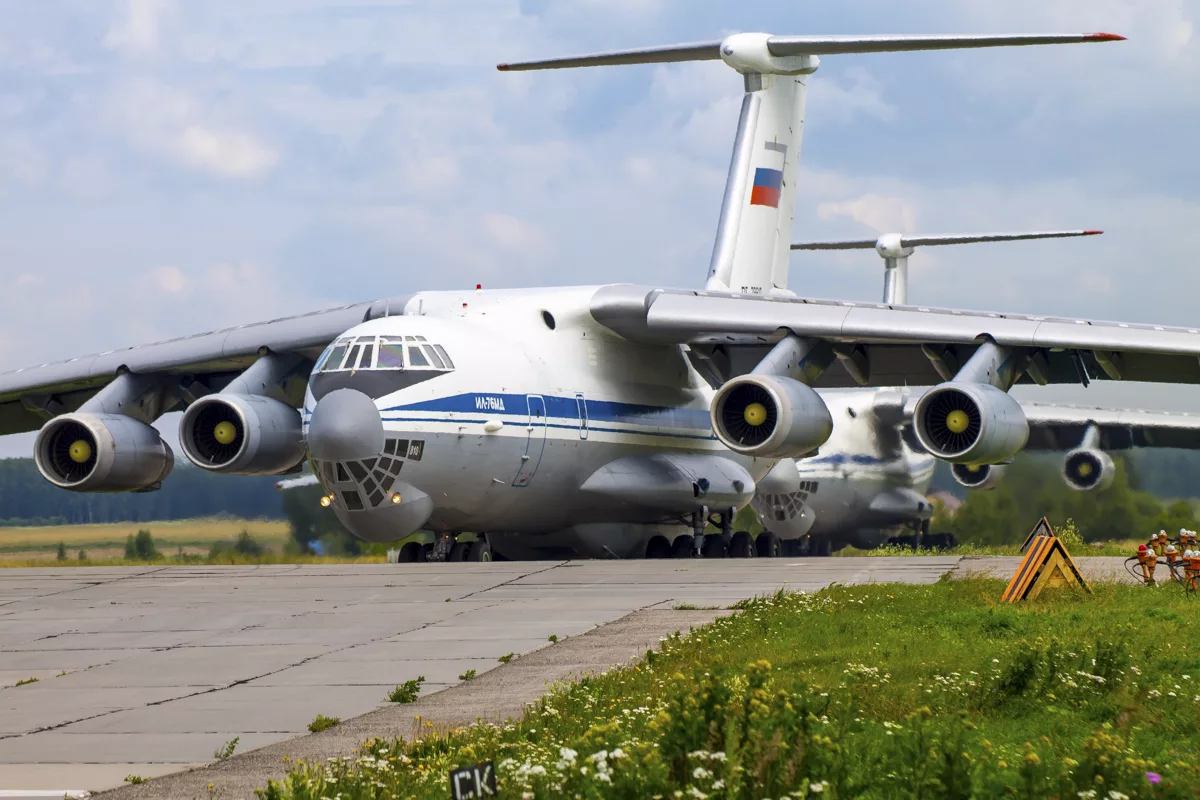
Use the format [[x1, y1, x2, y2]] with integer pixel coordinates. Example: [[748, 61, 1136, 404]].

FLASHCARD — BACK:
[[457, 669, 477, 681], [214, 736, 239, 760], [307, 714, 340, 733], [386, 677, 424, 704], [77, 549, 87, 561], [498, 653, 515, 664], [124, 775, 146, 785], [14, 677, 38, 687], [125, 529, 159, 560], [56, 541, 67, 561]]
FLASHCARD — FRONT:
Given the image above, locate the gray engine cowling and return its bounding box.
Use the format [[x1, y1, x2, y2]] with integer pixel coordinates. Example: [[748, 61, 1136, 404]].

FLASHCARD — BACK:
[[711, 374, 832, 459], [913, 383, 1028, 464], [1063, 448, 1114, 491], [180, 394, 305, 475], [951, 462, 1007, 490], [34, 413, 174, 492]]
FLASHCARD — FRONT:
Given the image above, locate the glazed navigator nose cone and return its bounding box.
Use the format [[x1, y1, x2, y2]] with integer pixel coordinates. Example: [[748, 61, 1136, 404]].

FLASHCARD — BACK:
[[306, 389, 384, 462]]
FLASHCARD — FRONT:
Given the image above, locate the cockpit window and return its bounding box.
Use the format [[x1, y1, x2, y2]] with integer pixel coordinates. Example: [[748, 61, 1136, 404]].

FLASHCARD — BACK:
[[433, 345, 454, 369], [377, 339, 405, 369], [423, 345, 445, 369], [408, 346, 430, 368], [315, 334, 454, 373], [323, 341, 349, 372]]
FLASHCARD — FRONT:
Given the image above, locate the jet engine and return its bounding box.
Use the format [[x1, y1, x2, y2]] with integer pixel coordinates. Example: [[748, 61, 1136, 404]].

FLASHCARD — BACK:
[[34, 413, 174, 492], [913, 383, 1028, 464], [711, 374, 832, 458], [180, 394, 305, 475], [951, 462, 1007, 491], [1062, 448, 1114, 491]]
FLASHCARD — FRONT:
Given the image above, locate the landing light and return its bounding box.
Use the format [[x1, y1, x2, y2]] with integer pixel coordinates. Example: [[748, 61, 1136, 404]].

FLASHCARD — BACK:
[[391, 493, 403, 505], [319, 495, 332, 508]]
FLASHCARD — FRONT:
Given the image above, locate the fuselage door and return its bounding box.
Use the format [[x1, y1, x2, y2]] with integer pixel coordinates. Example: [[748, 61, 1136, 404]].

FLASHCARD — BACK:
[[512, 395, 548, 487], [576, 393, 589, 440]]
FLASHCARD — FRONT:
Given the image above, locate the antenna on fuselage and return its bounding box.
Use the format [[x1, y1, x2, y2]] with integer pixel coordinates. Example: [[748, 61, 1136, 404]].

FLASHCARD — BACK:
[[791, 229, 1103, 305], [499, 33, 1123, 297]]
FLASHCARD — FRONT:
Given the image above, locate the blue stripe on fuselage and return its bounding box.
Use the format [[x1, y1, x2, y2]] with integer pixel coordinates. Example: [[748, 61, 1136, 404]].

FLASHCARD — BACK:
[[382, 393, 712, 431]]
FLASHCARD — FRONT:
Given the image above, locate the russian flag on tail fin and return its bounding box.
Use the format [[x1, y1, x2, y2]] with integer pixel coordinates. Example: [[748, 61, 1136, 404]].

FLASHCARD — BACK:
[[750, 167, 783, 208]]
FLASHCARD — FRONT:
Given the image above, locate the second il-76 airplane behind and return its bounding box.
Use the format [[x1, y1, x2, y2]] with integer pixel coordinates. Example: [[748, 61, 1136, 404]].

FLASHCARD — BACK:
[[3, 30, 1199, 561]]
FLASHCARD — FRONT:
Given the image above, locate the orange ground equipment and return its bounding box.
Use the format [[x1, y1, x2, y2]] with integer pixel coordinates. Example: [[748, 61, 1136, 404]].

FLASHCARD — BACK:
[[1136, 544, 1157, 586], [1002, 519, 1090, 603]]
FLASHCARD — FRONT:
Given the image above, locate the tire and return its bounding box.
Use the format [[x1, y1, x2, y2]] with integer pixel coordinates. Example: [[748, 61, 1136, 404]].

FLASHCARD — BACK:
[[781, 539, 803, 558], [466, 540, 493, 562], [646, 535, 671, 559], [728, 531, 754, 558], [448, 541, 469, 562], [702, 534, 726, 559], [670, 535, 694, 559], [418, 543, 433, 562], [755, 531, 781, 558], [810, 536, 832, 558], [396, 542, 422, 563]]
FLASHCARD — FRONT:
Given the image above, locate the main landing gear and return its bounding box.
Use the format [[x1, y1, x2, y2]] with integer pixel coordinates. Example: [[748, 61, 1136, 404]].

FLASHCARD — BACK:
[[643, 507, 784, 559], [395, 534, 493, 563]]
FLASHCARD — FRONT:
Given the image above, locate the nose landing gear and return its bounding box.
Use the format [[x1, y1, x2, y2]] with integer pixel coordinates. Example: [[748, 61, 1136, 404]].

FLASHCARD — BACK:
[[391, 533, 493, 563]]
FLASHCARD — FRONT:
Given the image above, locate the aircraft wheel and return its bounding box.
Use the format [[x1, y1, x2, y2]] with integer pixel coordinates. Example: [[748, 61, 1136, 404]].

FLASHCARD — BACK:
[[728, 531, 755, 558], [670, 535, 694, 559], [645, 535, 671, 559], [702, 535, 726, 559], [448, 541, 469, 562], [810, 535, 832, 558], [755, 531, 781, 558], [396, 542, 422, 563], [466, 539, 493, 562], [418, 543, 433, 562]]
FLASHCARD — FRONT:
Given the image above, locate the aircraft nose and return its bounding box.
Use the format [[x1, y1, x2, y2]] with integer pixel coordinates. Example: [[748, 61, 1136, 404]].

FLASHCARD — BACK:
[[306, 388, 384, 462]]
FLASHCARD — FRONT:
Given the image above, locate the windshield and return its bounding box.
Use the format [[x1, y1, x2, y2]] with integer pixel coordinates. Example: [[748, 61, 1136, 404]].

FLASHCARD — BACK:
[[315, 335, 455, 374]]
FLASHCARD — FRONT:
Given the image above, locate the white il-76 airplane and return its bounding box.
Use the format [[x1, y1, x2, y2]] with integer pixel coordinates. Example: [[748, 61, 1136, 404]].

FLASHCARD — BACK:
[[4, 30, 1198, 563]]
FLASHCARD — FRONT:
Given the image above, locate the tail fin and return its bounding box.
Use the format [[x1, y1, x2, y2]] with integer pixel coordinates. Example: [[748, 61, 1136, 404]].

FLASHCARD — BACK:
[[793, 229, 1103, 304], [499, 33, 1122, 296]]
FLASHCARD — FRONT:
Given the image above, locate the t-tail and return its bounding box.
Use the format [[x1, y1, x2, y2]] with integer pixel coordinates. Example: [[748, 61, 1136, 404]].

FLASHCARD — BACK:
[[792, 229, 1103, 304], [499, 32, 1122, 296]]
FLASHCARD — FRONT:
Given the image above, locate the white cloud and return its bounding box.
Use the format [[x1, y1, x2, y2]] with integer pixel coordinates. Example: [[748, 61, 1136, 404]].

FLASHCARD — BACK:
[[150, 265, 185, 293], [177, 125, 278, 177], [482, 212, 551, 252], [105, 0, 174, 56], [817, 194, 919, 234]]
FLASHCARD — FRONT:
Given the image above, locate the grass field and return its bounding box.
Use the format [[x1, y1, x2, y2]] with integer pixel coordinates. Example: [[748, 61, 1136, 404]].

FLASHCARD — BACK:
[[261, 578, 1200, 799], [0, 518, 294, 564]]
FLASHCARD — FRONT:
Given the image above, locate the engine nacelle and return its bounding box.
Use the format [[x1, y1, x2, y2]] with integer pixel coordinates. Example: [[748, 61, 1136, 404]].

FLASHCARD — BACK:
[[913, 383, 1028, 464], [180, 394, 305, 475], [34, 413, 174, 492], [951, 462, 1007, 491], [1063, 448, 1114, 491], [711, 374, 832, 458]]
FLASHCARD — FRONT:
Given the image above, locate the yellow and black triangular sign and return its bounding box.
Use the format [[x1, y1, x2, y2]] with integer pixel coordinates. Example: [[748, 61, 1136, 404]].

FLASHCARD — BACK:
[[1020, 517, 1055, 553], [1003, 529, 1090, 603]]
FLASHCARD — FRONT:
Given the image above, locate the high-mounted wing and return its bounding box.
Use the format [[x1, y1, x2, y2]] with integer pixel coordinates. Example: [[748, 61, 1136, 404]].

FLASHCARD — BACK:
[[590, 285, 1200, 388], [1021, 404, 1200, 451], [0, 296, 410, 437]]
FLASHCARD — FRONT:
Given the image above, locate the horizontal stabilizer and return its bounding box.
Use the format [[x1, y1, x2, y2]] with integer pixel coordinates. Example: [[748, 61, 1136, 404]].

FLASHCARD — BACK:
[[792, 230, 1102, 251], [498, 33, 1123, 71]]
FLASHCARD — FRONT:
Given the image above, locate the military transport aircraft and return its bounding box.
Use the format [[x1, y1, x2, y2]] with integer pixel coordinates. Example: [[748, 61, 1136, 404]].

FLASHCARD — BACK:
[[6, 29, 1195, 563]]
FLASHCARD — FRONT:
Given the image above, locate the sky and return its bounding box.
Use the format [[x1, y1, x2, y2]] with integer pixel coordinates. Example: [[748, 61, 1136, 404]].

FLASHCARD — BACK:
[[0, 0, 1198, 457]]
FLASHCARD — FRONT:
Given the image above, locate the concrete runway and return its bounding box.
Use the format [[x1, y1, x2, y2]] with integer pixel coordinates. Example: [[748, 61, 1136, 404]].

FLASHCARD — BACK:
[[0, 556, 1000, 796]]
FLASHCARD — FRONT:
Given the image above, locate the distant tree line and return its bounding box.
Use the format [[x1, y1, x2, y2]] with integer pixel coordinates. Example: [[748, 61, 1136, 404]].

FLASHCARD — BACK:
[[930, 450, 1200, 546], [0, 458, 284, 525]]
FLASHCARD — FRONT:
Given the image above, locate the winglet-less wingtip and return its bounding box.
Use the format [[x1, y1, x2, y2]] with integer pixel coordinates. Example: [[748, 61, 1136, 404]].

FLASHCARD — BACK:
[[1083, 230, 1104, 235], [1086, 32, 1126, 41]]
